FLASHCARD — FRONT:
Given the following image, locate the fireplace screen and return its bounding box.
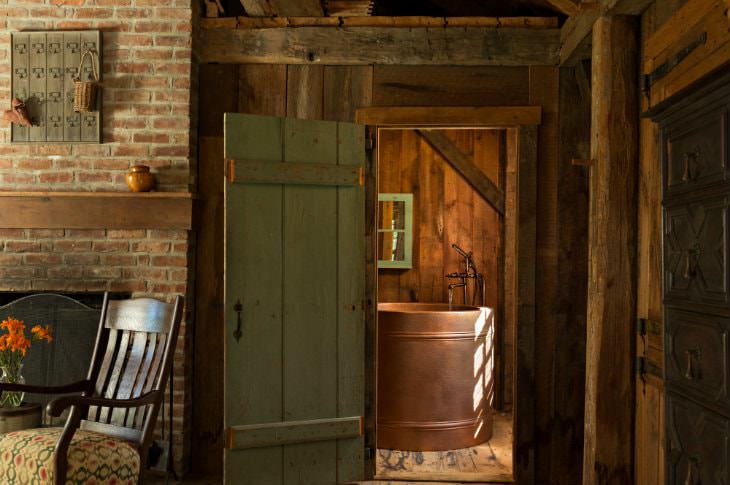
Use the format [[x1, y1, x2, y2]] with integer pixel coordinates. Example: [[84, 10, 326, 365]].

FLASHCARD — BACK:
[[0, 293, 102, 414]]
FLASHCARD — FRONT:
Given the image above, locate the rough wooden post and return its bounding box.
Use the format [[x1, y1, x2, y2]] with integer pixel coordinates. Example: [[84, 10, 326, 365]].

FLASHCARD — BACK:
[[583, 15, 639, 485]]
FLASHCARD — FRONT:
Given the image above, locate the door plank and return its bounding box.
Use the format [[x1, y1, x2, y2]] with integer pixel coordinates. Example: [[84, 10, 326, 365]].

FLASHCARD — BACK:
[[336, 122, 366, 483], [225, 113, 285, 485], [283, 117, 339, 484]]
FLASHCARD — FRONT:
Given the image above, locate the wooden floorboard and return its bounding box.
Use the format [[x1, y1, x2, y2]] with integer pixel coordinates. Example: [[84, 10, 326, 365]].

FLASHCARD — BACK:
[[373, 412, 513, 483]]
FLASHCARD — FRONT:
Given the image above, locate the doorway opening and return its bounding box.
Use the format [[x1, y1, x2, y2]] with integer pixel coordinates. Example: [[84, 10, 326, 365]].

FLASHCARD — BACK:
[[372, 127, 513, 482]]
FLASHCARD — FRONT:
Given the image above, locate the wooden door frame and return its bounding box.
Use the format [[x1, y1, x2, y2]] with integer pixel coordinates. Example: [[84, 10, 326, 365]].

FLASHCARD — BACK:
[[356, 106, 540, 484]]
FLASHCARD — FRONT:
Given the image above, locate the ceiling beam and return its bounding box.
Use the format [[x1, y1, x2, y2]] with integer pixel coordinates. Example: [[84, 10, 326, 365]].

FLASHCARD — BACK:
[[202, 16, 559, 29], [239, 0, 323, 17], [544, 0, 580, 16], [416, 130, 505, 216], [200, 26, 561, 65], [560, 0, 653, 65]]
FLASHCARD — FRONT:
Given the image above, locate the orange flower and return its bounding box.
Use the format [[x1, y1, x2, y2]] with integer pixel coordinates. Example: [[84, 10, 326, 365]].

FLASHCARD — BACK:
[[31, 325, 52, 343], [1, 317, 24, 334], [0, 318, 51, 361]]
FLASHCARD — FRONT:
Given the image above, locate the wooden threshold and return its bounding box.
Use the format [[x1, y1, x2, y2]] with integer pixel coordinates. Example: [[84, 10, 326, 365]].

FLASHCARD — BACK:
[[0, 192, 195, 230]]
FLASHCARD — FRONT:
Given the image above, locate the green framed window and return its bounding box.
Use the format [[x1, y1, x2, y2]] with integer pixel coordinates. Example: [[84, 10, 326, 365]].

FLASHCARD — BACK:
[[377, 193, 413, 269]]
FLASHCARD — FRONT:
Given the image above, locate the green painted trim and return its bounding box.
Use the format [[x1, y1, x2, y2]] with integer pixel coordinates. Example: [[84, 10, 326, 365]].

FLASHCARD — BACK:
[[230, 159, 363, 186], [227, 416, 363, 450], [377, 193, 413, 269]]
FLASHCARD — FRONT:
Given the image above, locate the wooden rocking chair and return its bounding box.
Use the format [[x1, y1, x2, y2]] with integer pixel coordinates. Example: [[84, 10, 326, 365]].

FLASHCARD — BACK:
[[0, 293, 183, 485]]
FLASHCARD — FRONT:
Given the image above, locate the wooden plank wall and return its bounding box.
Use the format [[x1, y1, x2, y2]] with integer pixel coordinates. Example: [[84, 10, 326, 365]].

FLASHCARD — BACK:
[[376, 129, 502, 308], [194, 63, 589, 484], [549, 63, 591, 485]]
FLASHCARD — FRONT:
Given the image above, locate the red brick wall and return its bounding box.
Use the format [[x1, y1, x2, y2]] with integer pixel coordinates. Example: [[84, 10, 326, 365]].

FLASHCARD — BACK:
[[0, 0, 195, 473]]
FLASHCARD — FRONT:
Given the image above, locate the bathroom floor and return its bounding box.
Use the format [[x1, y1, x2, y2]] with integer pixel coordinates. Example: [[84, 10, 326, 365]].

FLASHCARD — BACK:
[[374, 412, 513, 483]]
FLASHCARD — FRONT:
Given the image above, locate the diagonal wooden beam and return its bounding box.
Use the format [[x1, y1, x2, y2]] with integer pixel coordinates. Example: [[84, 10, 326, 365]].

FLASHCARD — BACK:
[[545, 0, 580, 16], [416, 129, 505, 216], [239, 0, 323, 17], [560, 0, 653, 65], [560, 3, 599, 66]]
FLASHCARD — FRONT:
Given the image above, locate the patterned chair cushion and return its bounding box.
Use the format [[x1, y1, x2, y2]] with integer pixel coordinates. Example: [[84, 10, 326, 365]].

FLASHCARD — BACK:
[[0, 427, 140, 485]]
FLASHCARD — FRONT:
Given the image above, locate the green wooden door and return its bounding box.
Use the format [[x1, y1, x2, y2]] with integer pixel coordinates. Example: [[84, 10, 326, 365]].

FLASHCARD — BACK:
[[223, 113, 366, 485]]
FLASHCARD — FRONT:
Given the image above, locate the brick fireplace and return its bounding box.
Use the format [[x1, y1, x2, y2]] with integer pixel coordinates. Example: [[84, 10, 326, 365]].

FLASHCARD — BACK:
[[0, 0, 197, 474]]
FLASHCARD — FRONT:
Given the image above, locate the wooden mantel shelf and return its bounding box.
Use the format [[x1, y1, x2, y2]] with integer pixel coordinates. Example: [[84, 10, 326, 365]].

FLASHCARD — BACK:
[[0, 192, 195, 230]]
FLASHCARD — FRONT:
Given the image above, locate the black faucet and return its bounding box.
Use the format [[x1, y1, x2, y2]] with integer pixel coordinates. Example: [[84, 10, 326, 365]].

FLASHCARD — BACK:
[[446, 244, 485, 306]]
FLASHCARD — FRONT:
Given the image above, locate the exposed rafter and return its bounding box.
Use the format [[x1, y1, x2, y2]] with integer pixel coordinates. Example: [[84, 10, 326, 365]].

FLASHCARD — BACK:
[[199, 25, 561, 65], [239, 0, 323, 17], [201, 15, 559, 29], [543, 0, 580, 16]]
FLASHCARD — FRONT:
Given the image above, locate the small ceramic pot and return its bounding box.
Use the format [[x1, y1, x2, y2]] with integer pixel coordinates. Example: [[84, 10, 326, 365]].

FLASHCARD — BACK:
[[126, 165, 156, 192]]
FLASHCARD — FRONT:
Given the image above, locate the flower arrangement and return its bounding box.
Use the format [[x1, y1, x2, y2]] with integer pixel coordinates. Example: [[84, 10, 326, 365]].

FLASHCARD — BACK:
[[0, 317, 52, 407]]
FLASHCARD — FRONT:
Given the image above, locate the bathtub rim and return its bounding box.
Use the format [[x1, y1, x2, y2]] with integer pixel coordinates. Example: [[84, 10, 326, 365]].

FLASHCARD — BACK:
[[377, 302, 484, 314]]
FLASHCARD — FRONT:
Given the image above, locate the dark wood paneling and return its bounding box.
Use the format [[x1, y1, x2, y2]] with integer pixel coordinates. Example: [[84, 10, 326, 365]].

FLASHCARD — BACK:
[[238, 65, 287, 117], [513, 124, 538, 484], [287, 65, 324, 119], [192, 64, 237, 477], [546, 65, 589, 485], [531, 65, 560, 485], [198, 64, 238, 137], [666, 391, 730, 485], [372, 66, 531, 106], [323, 66, 373, 122]]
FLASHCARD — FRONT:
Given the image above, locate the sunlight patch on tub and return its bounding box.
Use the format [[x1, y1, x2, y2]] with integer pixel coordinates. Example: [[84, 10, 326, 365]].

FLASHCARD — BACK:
[[473, 371, 484, 411], [474, 307, 492, 341]]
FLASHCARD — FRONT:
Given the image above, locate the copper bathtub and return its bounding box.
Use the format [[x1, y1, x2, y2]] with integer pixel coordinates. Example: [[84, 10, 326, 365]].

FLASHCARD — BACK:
[[377, 303, 494, 451]]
